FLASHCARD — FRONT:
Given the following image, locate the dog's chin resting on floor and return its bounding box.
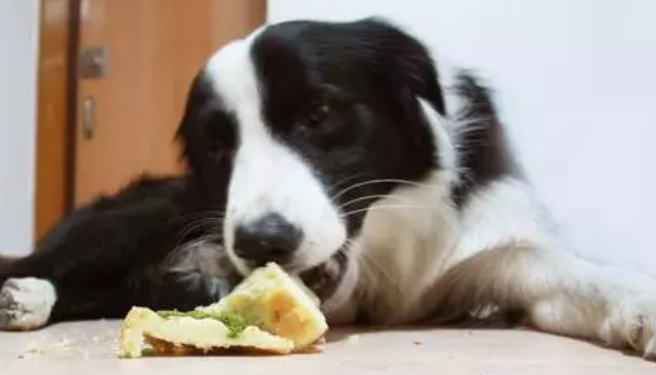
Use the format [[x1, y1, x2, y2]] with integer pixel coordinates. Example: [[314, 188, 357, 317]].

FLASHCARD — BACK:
[[1, 17, 655, 360]]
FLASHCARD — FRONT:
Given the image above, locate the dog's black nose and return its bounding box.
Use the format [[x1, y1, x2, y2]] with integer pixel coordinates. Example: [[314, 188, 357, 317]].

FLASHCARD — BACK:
[[233, 213, 302, 266]]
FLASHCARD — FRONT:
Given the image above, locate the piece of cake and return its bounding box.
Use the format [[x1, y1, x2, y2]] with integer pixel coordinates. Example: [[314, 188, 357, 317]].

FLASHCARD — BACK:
[[197, 262, 328, 348], [118, 306, 295, 358], [118, 263, 328, 358]]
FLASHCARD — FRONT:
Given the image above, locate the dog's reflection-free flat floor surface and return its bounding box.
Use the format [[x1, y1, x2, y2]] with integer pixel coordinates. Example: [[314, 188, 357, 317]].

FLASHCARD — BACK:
[[1, 321, 654, 374]]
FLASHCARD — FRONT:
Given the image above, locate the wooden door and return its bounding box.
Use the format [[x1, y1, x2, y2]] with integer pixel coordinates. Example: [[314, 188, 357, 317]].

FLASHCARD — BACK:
[[35, 0, 75, 240], [74, 0, 265, 205]]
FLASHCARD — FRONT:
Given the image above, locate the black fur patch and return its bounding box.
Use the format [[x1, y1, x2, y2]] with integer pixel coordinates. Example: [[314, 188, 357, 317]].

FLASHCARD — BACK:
[[175, 70, 238, 190]]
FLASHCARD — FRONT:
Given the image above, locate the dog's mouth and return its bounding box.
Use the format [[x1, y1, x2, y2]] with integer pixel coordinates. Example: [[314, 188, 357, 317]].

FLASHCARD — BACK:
[[299, 248, 349, 302], [229, 242, 351, 304]]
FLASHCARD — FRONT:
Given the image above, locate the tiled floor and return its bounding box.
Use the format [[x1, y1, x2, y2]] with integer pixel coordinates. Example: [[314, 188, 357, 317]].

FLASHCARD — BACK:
[[1, 321, 654, 374]]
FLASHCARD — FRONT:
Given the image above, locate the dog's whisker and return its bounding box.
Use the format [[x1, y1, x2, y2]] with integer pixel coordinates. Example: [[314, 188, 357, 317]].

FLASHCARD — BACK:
[[173, 217, 224, 249], [337, 194, 420, 211], [331, 179, 439, 202], [174, 222, 212, 246], [340, 205, 431, 219], [168, 212, 226, 237], [326, 173, 369, 196], [175, 210, 226, 222]]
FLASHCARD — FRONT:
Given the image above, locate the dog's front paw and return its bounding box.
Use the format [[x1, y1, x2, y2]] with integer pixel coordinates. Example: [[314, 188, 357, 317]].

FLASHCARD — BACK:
[[0, 278, 56, 331], [601, 298, 656, 360]]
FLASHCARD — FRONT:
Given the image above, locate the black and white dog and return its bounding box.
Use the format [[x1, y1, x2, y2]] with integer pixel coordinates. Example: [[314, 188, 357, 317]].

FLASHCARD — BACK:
[[1, 18, 655, 359]]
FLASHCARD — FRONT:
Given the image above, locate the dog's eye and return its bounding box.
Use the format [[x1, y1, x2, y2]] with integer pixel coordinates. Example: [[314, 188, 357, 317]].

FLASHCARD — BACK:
[[307, 104, 330, 127]]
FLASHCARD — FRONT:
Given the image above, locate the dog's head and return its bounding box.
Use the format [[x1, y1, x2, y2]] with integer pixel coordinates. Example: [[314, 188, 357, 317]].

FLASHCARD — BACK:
[[176, 18, 445, 302]]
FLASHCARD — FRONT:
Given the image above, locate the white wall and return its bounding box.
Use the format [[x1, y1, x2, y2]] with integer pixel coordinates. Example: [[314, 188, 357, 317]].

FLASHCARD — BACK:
[[269, 0, 656, 275], [0, 0, 40, 254]]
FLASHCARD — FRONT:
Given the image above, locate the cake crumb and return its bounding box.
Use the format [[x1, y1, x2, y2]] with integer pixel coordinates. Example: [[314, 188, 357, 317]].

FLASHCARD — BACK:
[[347, 334, 361, 344], [23, 341, 44, 354], [52, 337, 73, 350]]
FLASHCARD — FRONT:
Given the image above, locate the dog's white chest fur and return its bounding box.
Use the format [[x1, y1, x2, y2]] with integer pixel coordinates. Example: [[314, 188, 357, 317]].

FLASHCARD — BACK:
[[354, 172, 461, 324]]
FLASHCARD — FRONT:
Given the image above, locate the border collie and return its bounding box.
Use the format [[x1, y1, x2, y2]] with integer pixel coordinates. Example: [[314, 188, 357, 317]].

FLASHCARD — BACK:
[[1, 18, 655, 359]]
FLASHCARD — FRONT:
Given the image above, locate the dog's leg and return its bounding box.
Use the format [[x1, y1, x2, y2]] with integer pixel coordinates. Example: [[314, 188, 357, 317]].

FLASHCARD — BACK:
[[432, 242, 656, 359], [48, 273, 233, 323], [0, 176, 229, 330], [0, 273, 232, 331]]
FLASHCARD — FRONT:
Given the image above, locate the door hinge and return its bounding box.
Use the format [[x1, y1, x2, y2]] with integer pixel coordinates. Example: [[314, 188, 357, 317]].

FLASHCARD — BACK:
[[79, 46, 110, 79]]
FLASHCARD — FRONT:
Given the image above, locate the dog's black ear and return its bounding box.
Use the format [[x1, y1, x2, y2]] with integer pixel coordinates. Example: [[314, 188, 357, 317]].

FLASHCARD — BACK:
[[175, 70, 235, 178], [348, 17, 446, 115], [175, 71, 212, 175]]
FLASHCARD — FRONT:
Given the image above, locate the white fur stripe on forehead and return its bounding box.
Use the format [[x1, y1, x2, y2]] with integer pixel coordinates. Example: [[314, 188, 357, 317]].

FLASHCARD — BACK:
[[204, 32, 262, 126], [203, 31, 347, 275]]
